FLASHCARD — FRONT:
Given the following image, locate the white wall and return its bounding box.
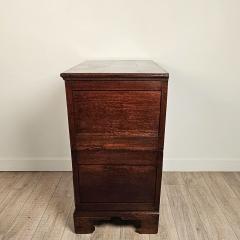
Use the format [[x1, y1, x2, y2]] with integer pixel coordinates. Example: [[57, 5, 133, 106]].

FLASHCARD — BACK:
[[1, 0, 240, 171]]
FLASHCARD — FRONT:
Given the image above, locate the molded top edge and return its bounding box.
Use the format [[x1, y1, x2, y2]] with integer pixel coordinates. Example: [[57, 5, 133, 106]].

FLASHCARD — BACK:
[[60, 60, 169, 79]]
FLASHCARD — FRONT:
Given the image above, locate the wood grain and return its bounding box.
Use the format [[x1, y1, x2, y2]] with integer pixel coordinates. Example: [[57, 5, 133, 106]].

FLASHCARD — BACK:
[[75, 134, 159, 151], [0, 172, 21, 207], [2, 172, 62, 240], [61, 60, 169, 233], [61, 205, 91, 240], [31, 172, 73, 240], [69, 80, 162, 91], [165, 181, 207, 240], [73, 91, 161, 135], [76, 150, 159, 165], [150, 186, 179, 240], [221, 172, 240, 199], [182, 172, 238, 240], [77, 165, 156, 204], [0, 172, 41, 238], [162, 172, 185, 185], [0, 172, 239, 240], [204, 172, 240, 239], [60, 60, 168, 79]]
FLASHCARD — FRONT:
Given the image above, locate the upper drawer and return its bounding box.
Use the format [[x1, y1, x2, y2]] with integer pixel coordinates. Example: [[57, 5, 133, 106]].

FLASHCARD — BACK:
[[73, 91, 160, 135], [71, 90, 161, 151], [65, 79, 168, 151]]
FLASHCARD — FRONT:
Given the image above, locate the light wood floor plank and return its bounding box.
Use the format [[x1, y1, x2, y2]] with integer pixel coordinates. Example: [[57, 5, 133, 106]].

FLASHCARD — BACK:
[[0, 172, 41, 238], [94, 224, 121, 240], [0, 172, 40, 213], [0, 172, 18, 180], [181, 172, 203, 186], [61, 204, 91, 240], [150, 186, 179, 240], [162, 172, 184, 185], [1, 172, 62, 240], [182, 172, 238, 240], [165, 173, 208, 240], [31, 172, 74, 240], [120, 226, 149, 240], [60, 204, 76, 240], [0, 172, 239, 240], [203, 172, 240, 239], [221, 172, 240, 199], [0, 172, 21, 207]]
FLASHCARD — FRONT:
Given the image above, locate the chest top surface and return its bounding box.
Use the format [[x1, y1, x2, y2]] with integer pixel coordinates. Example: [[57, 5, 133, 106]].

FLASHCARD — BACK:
[[60, 60, 169, 79]]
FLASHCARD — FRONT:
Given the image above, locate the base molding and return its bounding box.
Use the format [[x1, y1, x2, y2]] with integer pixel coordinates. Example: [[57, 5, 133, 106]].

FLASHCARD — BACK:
[[74, 210, 159, 234], [0, 158, 239, 171]]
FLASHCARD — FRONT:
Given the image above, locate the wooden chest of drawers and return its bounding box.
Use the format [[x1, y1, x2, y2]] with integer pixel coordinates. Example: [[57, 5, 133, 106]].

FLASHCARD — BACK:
[[61, 60, 169, 234]]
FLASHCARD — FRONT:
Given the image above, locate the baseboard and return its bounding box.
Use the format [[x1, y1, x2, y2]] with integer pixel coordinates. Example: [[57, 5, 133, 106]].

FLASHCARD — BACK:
[[163, 158, 240, 171], [0, 158, 239, 171], [0, 158, 72, 171]]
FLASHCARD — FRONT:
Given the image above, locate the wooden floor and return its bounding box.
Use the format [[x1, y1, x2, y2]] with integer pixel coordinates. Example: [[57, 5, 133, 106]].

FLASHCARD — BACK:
[[0, 172, 240, 240]]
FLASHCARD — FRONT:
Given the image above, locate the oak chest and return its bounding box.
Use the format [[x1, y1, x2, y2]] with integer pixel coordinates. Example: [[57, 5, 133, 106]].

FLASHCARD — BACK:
[[60, 60, 169, 234]]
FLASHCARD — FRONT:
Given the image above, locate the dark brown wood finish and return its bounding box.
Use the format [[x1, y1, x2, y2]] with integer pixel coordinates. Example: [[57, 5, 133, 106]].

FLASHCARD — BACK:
[[61, 60, 169, 234]]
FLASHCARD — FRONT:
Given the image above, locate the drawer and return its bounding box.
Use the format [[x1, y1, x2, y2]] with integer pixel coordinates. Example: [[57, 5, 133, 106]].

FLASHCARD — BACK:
[[76, 150, 162, 165], [72, 90, 161, 151], [77, 165, 156, 204], [73, 91, 161, 135]]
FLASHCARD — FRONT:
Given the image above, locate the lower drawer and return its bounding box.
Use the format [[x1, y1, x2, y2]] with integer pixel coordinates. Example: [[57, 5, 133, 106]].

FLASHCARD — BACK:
[[77, 165, 156, 204]]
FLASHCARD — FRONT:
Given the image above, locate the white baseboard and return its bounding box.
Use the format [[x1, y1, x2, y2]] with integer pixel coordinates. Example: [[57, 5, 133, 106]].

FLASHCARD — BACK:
[[0, 158, 72, 171], [163, 158, 240, 171], [0, 158, 239, 171]]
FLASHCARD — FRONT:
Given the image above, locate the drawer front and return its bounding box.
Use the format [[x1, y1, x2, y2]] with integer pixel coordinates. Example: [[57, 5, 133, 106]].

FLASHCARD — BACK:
[[77, 165, 156, 204], [72, 90, 161, 151], [73, 91, 160, 134]]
